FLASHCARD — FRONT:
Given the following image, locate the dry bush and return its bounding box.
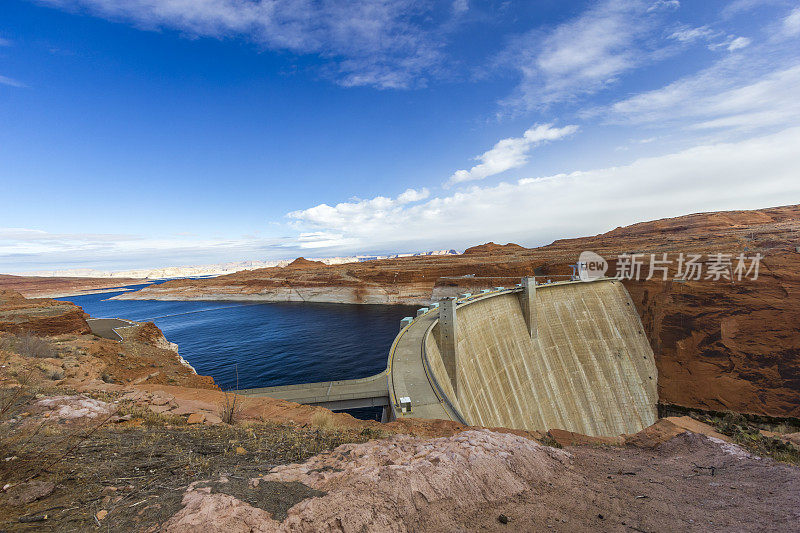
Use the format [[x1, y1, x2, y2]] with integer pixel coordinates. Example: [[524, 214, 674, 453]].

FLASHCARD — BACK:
[[219, 365, 242, 425], [311, 410, 339, 430], [2, 332, 55, 359], [220, 390, 241, 425]]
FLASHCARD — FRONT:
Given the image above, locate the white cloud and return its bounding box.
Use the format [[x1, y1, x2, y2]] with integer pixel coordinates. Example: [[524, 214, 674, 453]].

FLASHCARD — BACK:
[[668, 25, 715, 43], [36, 0, 447, 89], [452, 0, 469, 14], [286, 128, 800, 253], [0, 75, 25, 88], [726, 36, 751, 51], [0, 228, 140, 243], [0, 227, 290, 272], [667, 25, 751, 52], [7, 131, 800, 269], [782, 7, 800, 36], [295, 231, 354, 249], [397, 188, 430, 203], [647, 0, 680, 12], [498, 1, 668, 109], [286, 188, 432, 238], [447, 124, 578, 186], [722, 0, 785, 18], [598, 59, 800, 133]]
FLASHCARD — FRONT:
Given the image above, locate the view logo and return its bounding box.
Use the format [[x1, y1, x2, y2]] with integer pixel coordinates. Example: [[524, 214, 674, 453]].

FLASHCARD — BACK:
[[578, 251, 608, 281]]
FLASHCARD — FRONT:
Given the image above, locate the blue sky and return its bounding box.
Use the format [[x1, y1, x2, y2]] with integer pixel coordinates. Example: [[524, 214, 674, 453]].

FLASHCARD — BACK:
[[1, 0, 799, 271]]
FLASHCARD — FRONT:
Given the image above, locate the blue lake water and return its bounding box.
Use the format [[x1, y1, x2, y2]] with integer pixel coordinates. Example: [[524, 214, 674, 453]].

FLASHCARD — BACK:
[[58, 283, 416, 395]]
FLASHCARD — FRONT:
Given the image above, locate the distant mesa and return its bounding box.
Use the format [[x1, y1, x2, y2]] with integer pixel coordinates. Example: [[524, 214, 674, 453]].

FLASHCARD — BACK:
[[285, 257, 327, 269], [462, 242, 527, 255]]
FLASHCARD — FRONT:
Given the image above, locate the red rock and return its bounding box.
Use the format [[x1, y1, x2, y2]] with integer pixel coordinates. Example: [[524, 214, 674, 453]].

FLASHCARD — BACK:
[[186, 412, 205, 424], [0, 290, 91, 336]]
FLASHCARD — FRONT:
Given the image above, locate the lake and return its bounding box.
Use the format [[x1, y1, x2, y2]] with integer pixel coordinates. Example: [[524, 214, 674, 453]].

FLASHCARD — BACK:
[[59, 283, 416, 399]]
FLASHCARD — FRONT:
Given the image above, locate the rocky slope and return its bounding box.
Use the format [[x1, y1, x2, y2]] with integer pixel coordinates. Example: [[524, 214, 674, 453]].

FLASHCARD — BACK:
[[115, 205, 800, 419], [0, 291, 215, 390], [0, 289, 92, 336], [164, 427, 799, 533]]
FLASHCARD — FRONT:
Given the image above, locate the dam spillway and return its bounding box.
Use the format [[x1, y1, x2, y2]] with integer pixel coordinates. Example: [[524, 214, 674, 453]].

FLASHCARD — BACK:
[[239, 277, 658, 437], [421, 279, 657, 436]]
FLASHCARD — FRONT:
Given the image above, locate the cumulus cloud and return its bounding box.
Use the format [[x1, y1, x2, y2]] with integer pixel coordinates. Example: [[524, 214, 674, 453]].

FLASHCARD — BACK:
[[286, 127, 800, 253], [447, 124, 578, 186], [7, 130, 800, 269], [286, 187, 432, 242], [397, 188, 430, 203], [36, 0, 448, 89]]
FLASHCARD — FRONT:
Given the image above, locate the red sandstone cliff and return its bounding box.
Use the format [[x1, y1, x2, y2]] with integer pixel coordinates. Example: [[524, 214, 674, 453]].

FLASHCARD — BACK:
[[0, 290, 91, 336]]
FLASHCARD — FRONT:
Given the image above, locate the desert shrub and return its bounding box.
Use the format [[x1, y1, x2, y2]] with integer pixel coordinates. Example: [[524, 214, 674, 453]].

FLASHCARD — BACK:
[[4, 332, 56, 359], [539, 434, 563, 449], [220, 390, 241, 425], [219, 366, 242, 425], [709, 412, 800, 465], [359, 426, 386, 439], [310, 410, 339, 430]]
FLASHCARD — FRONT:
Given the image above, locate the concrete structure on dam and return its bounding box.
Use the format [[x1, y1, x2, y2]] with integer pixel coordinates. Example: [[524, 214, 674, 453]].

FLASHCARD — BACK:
[[238, 277, 658, 437]]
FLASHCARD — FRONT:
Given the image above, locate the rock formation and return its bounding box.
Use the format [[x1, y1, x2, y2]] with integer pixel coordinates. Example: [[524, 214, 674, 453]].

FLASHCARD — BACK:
[[163, 428, 800, 532], [0, 290, 91, 336]]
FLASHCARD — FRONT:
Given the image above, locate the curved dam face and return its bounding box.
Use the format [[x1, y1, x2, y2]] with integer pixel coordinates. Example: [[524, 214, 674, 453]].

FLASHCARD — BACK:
[[424, 279, 658, 436]]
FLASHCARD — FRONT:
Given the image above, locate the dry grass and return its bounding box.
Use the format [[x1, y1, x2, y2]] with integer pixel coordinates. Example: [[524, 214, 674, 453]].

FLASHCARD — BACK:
[[311, 410, 340, 430], [0, 411, 375, 530], [705, 412, 800, 465]]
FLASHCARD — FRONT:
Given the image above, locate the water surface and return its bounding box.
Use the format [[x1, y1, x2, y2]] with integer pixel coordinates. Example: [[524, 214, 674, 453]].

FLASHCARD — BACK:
[[60, 283, 416, 392]]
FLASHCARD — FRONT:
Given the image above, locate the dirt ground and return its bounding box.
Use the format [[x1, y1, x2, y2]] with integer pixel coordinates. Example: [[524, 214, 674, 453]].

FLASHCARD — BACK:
[[2, 400, 798, 532], [530, 434, 800, 532], [0, 415, 380, 532]]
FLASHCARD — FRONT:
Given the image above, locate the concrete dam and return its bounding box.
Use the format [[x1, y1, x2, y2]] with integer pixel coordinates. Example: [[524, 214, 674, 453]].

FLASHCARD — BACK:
[[238, 277, 658, 437]]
